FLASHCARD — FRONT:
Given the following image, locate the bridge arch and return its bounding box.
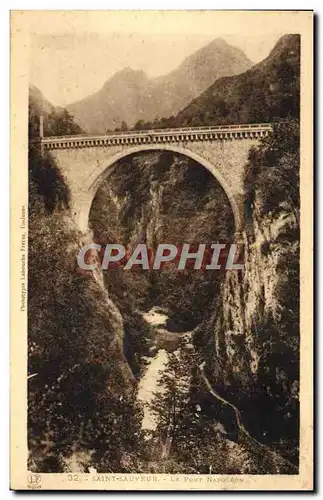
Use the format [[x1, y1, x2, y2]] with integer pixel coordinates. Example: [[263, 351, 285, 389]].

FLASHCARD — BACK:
[[76, 144, 242, 236]]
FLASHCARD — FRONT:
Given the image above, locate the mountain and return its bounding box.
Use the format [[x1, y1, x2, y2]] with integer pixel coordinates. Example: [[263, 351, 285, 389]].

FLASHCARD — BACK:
[[67, 68, 157, 134], [29, 85, 83, 137], [66, 38, 252, 133], [173, 34, 300, 127], [29, 85, 55, 115], [154, 38, 252, 117]]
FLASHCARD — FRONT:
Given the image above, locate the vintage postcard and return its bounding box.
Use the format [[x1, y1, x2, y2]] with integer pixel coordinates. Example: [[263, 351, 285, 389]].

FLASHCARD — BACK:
[[10, 10, 313, 490]]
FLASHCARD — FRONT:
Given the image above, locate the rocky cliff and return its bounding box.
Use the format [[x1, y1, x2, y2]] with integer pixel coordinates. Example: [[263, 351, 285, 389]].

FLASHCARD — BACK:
[[195, 162, 299, 465]]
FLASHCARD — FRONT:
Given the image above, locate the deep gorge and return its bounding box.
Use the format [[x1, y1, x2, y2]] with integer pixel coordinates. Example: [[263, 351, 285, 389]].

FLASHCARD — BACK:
[[27, 62, 300, 472], [28, 130, 299, 473]]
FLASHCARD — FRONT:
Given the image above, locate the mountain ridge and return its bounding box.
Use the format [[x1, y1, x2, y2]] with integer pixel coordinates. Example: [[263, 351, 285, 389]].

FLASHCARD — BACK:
[[31, 34, 299, 135], [174, 34, 300, 126], [65, 38, 253, 133]]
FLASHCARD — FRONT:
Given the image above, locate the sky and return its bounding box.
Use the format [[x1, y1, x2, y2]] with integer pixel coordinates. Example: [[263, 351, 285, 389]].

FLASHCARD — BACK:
[[28, 11, 288, 107]]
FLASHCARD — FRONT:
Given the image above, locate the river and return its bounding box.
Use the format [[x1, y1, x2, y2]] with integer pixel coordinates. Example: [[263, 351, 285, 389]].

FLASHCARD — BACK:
[[137, 307, 192, 432], [66, 307, 190, 470], [137, 307, 170, 431]]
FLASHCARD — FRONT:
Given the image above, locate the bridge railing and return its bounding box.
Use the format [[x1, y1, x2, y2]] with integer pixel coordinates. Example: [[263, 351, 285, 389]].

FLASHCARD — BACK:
[[41, 123, 272, 142], [104, 123, 272, 135]]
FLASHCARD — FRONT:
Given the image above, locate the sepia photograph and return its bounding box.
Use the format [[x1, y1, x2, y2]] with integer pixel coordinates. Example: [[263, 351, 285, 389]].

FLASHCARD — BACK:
[[10, 10, 313, 490]]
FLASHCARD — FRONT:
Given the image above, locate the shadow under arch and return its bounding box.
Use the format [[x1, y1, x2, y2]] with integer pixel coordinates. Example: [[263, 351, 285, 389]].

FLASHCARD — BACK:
[[77, 144, 242, 235]]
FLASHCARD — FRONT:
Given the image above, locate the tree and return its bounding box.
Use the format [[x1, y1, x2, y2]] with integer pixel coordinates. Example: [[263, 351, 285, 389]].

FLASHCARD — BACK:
[[148, 340, 255, 473], [46, 108, 83, 136], [134, 120, 145, 130], [244, 118, 300, 225], [149, 340, 205, 466]]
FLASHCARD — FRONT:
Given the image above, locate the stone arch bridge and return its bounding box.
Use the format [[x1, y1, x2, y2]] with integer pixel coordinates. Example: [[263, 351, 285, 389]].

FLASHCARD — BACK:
[[41, 124, 271, 237]]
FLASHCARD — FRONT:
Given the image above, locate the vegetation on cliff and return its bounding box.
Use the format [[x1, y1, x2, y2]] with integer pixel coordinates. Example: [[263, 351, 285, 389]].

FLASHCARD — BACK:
[[28, 112, 146, 472], [192, 118, 300, 467], [29, 85, 83, 137]]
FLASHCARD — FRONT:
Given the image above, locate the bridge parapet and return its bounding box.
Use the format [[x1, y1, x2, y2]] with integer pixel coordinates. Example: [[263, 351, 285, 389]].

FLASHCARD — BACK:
[[41, 124, 272, 151]]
